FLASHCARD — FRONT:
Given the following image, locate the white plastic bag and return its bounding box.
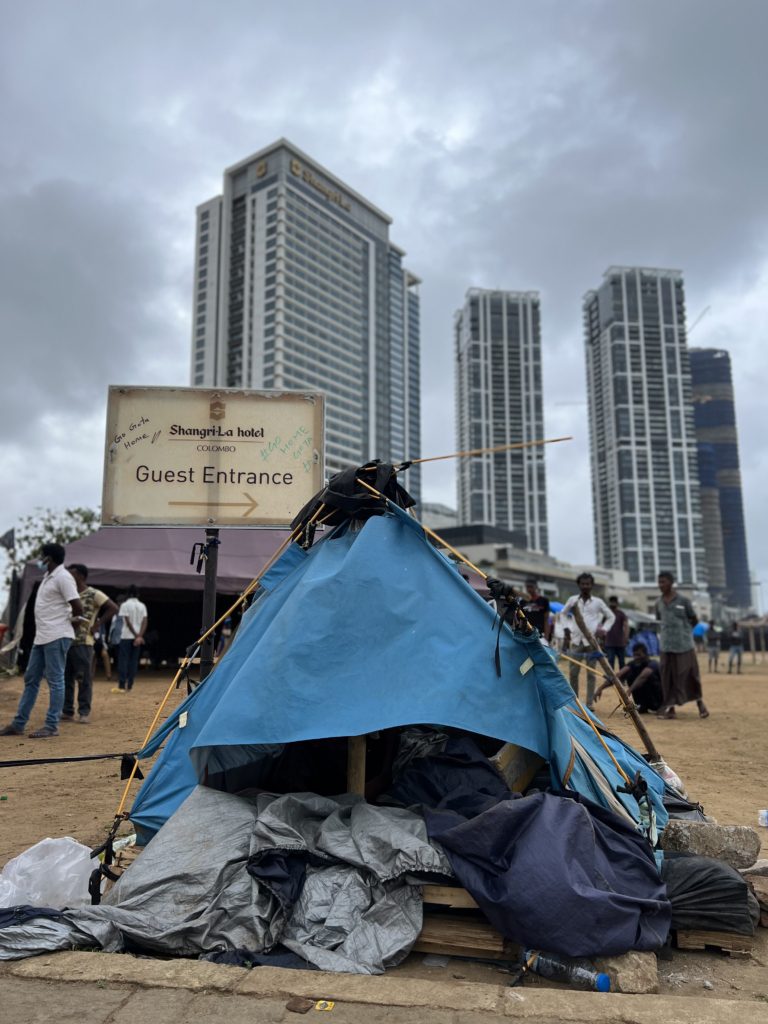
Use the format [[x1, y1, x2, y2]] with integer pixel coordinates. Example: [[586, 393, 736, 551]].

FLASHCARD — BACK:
[[0, 837, 94, 909]]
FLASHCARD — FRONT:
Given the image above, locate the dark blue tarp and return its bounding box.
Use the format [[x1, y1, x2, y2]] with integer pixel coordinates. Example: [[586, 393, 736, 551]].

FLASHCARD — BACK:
[[428, 792, 672, 956], [130, 508, 667, 841]]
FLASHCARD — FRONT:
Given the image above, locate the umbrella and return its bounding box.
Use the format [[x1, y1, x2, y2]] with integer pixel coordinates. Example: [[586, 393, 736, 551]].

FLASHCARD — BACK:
[[692, 622, 709, 637]]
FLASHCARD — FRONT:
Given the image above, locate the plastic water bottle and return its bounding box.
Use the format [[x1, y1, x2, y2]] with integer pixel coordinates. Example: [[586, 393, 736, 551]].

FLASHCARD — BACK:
[[523, 950, 611, 992]]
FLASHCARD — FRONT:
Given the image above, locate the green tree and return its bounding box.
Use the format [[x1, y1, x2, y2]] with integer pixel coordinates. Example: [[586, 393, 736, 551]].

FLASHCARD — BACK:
[[3, 507, 100, 585]]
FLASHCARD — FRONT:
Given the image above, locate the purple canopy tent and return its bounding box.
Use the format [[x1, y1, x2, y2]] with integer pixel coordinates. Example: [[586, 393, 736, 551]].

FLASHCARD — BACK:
[[12, 527, 292, 668], [17, 526, 292, 610]]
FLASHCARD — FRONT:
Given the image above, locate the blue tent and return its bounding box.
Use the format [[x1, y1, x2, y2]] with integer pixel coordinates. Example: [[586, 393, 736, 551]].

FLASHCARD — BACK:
[[130, 506, 667, 842]]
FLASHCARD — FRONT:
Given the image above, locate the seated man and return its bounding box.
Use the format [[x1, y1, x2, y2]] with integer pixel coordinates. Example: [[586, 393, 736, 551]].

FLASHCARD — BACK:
[[594, 642, 663, 714]]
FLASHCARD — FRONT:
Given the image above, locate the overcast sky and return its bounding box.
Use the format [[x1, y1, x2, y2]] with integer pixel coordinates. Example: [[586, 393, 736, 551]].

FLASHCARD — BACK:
[[2, 1, 767, 607]]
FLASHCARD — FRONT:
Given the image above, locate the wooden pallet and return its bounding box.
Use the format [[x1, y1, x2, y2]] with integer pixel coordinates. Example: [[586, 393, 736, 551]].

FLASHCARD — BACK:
[[422, 884, 478, 910], [675, 929, 753, 959], [414, 911, 518, 960]]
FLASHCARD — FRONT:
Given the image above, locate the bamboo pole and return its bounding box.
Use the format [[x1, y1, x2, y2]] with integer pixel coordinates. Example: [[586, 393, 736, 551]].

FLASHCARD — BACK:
[[113, 508, 325, 819], [570, 604, 661, 762], [402, 435, 572, 467]]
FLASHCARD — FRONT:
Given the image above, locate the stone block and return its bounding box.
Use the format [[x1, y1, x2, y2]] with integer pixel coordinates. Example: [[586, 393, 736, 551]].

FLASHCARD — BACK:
[[592, 950, 658, 993], [235, 967, 504, 1011], [660, 821, 761, 869], [9, 950, 246, 992]]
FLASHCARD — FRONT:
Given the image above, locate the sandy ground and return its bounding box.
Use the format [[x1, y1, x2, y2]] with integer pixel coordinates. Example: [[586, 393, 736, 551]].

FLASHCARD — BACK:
[[0, 654, 766, 1000]]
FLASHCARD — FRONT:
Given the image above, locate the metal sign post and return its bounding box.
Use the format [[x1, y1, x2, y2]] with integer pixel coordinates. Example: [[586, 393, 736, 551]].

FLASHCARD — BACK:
[[198, 528, 220, 681]]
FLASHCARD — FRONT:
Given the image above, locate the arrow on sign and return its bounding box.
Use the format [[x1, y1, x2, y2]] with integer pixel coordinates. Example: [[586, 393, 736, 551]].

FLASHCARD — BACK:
[[168, 493, 260, 518]]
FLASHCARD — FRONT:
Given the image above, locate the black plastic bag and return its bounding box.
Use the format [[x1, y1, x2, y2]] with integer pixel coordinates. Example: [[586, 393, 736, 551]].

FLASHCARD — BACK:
[[661, 852, 759, 935]]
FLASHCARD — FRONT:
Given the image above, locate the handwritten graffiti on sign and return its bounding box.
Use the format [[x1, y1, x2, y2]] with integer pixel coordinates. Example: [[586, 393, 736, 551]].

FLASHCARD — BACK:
[[102, 386, 324, 527]]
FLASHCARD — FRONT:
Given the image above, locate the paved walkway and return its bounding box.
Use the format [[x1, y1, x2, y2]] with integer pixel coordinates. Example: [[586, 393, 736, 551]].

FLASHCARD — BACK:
[[3, 951, 767, 1024]]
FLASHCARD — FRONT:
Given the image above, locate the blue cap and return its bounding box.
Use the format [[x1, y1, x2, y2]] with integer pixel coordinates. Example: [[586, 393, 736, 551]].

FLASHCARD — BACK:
[[595, 973, 611, 992]]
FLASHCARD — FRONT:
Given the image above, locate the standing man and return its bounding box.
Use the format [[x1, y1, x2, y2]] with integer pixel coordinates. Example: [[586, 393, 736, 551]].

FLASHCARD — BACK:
[[655, 571, 709, 719], [706, 621, 721, 673], [562, 573, 615, 710], [0, 544, 83, 738], [603, 595, 630, 670], [62, 564, 117, 724], [107, 592, 126, 673], [521, 578, 552, 642], [112, 586, 148, 692], [727, 622, 745, 675]]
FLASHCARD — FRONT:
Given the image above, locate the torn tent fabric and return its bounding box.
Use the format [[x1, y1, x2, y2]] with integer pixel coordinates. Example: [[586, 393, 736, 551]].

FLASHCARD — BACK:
[[129, 506, 667, 841]]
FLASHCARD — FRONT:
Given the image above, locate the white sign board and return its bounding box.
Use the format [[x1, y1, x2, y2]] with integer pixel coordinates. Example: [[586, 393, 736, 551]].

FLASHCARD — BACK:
[[102, 386, 324, 527]]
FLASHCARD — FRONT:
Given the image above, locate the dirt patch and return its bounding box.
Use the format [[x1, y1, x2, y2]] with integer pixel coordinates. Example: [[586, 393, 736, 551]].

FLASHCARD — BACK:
[[0, 656, 766, 1000]]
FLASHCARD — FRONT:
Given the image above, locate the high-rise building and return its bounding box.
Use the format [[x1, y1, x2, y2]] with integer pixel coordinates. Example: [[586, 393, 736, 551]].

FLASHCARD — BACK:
[[455, 289, 548, 552], [190, 139, 421, 498], [689, 348, 751, 610], [583, 267, 706, 587]]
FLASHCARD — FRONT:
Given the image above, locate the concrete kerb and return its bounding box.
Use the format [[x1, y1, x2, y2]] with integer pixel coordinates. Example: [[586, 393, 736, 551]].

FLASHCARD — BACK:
[[4, 951, 768, 1024], [5, 951, 248, 992]]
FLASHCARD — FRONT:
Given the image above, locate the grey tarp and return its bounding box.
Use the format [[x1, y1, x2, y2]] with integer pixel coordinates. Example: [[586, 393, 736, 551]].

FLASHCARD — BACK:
[[248, 793, 453, 972], [0, 786, 452, 972]]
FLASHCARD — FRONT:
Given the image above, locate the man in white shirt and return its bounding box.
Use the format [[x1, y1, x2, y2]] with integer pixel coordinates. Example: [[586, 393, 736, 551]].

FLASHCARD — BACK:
[[561, 572, 615, 711], [113, 586, 148, 692], [1, 543, 83, 738]]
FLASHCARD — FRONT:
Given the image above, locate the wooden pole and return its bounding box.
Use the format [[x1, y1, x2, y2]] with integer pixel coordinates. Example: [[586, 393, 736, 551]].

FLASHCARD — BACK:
[[571, 604, 661, 762], [750, 625, 757, 665], [404, 435, 573, 467], [347, 735, 367, 796]]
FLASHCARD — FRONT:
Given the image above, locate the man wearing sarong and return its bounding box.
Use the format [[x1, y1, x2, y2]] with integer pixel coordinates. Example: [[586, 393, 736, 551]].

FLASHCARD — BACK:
[[655, 571, 709, 719]]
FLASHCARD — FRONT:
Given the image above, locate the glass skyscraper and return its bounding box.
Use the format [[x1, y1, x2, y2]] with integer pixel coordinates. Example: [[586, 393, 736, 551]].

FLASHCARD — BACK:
[[190, 140, 421, 498], [689, 348, 751, 610], [455, 289, 548, 552], [583, 267, 706, 587]]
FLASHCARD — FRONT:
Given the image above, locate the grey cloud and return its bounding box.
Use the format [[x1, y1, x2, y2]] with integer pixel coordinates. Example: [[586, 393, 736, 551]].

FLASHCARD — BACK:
[[1, 0, 767, 597], [0, 180, 183, 439]]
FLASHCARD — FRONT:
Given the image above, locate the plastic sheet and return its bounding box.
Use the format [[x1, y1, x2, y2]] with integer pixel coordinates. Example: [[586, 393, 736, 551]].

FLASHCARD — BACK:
[[0, 838, 94, 910]]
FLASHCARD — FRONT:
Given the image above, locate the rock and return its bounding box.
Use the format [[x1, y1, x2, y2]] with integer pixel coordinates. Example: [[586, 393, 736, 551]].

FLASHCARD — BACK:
[[702, 979, 714, 990], [660, 821, 761, 869], [285, 996, 314, 1014], [740, 859, 768, 877], [592, 951, 658, 994]]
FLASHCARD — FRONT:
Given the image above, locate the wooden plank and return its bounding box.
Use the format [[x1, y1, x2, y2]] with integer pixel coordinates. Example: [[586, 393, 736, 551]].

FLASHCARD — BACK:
[[346, 735, 366, 795], [490, 743, 545, 793], [422, 884, 478, 909], [413, 912, 517, 960], [675, 929, 753, 958]]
